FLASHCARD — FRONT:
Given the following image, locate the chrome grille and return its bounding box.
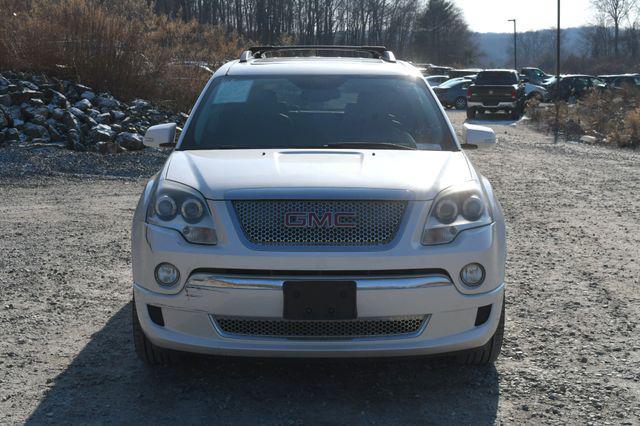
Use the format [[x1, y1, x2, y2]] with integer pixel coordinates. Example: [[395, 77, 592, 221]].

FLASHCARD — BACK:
[[214, 316, 427, 340], [232, 200, 407, 246]]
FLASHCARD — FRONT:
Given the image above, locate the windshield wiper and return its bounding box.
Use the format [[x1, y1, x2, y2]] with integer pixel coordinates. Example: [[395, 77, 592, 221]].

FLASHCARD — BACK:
[[323, 142, 417, 150]]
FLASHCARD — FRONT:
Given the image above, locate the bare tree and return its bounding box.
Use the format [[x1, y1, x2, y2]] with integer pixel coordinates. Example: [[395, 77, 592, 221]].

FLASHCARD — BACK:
[[591, 0, 637, 56]]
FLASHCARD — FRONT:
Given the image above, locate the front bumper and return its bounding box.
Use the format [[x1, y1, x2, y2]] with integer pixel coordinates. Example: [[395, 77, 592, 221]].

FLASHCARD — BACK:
[[134, 277, 504, 358], [467, 100, 517, 110]]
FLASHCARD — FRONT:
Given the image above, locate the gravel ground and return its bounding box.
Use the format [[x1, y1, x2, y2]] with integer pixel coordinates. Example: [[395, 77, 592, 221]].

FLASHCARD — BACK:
[[0, 111, 639, 424]]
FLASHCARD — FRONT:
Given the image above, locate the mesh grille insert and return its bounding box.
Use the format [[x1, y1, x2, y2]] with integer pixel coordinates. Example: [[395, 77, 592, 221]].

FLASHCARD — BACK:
[[232, 200, 407, 246], [214, 316, 427, 339]]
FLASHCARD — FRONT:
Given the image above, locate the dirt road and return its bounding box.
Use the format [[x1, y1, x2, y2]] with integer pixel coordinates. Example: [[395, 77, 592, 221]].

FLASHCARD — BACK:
[[1, 112, 639, 424]]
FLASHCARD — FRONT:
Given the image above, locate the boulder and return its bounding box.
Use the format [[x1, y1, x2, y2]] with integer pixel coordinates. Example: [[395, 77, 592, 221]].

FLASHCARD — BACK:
[[0, 107, 12, 129], [47, 90, 70, 108], [116, 132, 144, 150], [88, 124, 115, 144], [23, 122, 50, 140], [0, 94, 11, 107], [4, 128, 20, 142], [19, 80, 39, 91], [62, 111, 80, 132], [68, 106, 85, 118], [51, 108, 65, 121], [95, 95, 119, 109], [10, 89, 44, 105], [29, 98, 45, 107], [96, 141, 125, 154], [110, 110, 125, 121], [66, 129, 85, 151], [74, 99, 92, 111], [130, 99, 150, 109], [96, 113, 112, 124], [81, 91, 96, 101]]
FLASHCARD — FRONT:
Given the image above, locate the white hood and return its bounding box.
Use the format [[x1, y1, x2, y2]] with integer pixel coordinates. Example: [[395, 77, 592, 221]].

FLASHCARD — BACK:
[[164, 149, 473, 200]]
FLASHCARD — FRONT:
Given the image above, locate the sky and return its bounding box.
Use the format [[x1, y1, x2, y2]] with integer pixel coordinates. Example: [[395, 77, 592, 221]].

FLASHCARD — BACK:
[[453, 0, 594, 33]]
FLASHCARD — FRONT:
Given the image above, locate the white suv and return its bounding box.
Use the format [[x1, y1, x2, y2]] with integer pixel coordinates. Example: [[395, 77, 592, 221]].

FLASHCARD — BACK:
[[132, 46, 506, 365]]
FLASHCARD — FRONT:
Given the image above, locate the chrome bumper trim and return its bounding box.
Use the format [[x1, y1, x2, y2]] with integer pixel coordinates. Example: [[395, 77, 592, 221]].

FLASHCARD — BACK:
[[186, 273, 453, 291], [467, 101, 517, 108]]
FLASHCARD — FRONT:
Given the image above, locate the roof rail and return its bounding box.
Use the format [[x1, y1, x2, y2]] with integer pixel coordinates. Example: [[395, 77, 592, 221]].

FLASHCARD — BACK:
[[240, 45, 397, 63]]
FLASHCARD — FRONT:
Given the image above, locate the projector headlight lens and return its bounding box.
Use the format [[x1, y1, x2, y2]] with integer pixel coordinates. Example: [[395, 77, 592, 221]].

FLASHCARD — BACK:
[[422, 182, 493, 245], [147, 180, 217, 245]]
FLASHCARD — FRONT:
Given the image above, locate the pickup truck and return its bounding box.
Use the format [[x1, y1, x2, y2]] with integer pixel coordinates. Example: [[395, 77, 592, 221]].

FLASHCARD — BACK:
[[466, 70, 526, 120]]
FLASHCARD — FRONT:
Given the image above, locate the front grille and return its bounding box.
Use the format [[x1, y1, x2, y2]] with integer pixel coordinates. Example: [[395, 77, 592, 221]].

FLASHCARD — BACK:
[[214, 316, 427, 340], [232, 200, 407, 246]]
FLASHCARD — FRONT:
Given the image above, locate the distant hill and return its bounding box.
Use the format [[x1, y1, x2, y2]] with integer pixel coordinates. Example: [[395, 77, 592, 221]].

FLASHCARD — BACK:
[[471, 27, 586, 69]]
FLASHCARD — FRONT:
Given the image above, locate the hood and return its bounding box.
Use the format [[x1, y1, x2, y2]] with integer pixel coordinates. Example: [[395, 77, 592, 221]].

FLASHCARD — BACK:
[[164, 149, 473, 201]]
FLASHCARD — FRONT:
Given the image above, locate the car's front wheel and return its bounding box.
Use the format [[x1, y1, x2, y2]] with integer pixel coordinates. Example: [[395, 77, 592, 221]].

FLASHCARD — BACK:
[[456, 299, 505, 365], [454, 97, 467, 110], [132, 300, 178, 366]]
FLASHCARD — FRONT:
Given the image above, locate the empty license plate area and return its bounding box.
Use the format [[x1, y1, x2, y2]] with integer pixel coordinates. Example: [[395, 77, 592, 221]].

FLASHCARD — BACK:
[[283, 281, 357, 320]]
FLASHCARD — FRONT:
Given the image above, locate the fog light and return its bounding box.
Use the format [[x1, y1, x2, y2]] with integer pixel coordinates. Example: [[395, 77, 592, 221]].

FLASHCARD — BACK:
[[460, 263, 485, 286], [155, 263, 180, 286]]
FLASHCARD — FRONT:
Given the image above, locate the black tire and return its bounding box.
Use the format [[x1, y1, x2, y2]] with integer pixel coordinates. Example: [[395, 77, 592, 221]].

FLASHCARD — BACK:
[[454, 97, 467, 110], [466, 107, 476, 119], [456, 299, 505, 366], [132, 300, 177, 366], [510, 107, 521, 120]]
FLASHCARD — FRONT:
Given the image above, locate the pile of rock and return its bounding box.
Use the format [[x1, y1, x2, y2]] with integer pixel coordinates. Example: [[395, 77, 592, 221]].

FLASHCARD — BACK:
[[0, 72, 188, 153]]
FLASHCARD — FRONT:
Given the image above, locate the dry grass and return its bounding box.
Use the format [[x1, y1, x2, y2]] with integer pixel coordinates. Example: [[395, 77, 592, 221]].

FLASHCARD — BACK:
[[0, 0, 246, 110], [526, 89, 640, 149]]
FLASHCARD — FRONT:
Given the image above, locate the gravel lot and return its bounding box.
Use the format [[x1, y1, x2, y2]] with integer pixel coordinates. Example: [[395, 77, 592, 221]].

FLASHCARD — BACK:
[[0, 111, 639, 424]]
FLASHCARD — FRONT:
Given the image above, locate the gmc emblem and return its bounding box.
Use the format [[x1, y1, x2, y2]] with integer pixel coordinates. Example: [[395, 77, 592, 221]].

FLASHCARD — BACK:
[[284, 212, 356, 228]]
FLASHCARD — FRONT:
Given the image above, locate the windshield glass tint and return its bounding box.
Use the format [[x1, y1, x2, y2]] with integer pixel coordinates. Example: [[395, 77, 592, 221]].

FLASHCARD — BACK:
[[180, 75, 456, 151], [475, 72, 517, 85], [438, 78, 468, 88]]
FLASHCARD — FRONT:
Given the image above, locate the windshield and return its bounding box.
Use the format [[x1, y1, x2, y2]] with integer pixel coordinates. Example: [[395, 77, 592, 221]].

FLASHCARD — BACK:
[[476, 71, 518, 85], [180, 75, 456, 151], [438, 78, 469, 88]]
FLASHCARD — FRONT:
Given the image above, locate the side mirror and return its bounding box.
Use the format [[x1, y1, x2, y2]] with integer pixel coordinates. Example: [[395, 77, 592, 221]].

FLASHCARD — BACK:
[[143, 123, 177, 148], [462, 123, 496, 149]]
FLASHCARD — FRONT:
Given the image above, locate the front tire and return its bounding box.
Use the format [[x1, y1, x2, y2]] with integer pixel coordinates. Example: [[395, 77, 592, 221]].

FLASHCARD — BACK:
[[456, 299, 505, 365], [132, 300, 177, 366], [454, 97, 467, 110], [466, 107, 476, 119]]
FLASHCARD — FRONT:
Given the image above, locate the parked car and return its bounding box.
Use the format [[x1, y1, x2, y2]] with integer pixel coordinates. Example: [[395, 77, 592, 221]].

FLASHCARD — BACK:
[[550, 75, 607, 101], [132, 45, 506, 366], [520, 67, 554, 85], [524, 82, 550, 102], [466, 69, 526, 119], [427, 65, 454, 76], [433, 77, 474, 109], [598, 74, 640, 90], [425, 75, 450, 87], [449, 68, 483, 79]]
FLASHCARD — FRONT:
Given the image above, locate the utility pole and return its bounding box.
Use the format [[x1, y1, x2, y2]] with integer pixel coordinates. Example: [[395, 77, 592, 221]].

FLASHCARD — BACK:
[[555, 0, 561, 143], [508, 19, 517, 70]]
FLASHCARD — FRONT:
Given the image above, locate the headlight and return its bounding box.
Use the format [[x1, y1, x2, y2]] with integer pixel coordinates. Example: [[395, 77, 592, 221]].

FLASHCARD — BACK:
[[422, 181, 493, 245], [146, 180, 217, 245]]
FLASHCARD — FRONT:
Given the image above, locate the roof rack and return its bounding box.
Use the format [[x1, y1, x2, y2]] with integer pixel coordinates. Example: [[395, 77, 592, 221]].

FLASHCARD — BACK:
[[239, 45, 396, 63]]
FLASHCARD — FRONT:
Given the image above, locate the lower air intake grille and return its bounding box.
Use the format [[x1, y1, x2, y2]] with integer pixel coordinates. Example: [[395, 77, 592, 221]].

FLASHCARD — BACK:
[[214, 316, 427, 339]]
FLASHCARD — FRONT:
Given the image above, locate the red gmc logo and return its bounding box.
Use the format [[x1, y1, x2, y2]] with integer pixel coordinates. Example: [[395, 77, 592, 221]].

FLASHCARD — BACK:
[[284, 212, 356, 228]]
